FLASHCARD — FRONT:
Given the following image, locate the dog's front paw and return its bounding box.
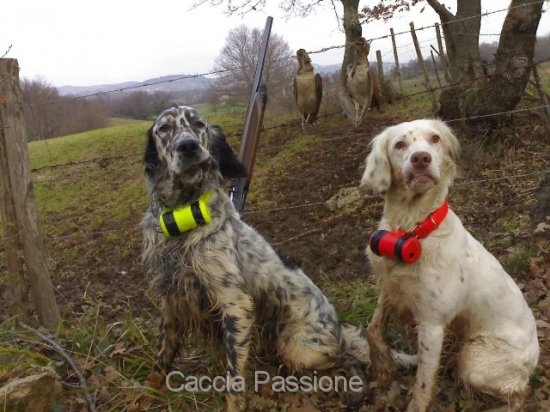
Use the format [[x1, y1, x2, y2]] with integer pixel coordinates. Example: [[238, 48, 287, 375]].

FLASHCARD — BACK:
[[226, 392, 247, 412], [406, 400, 425, 412], [406, 393, 430, 412]]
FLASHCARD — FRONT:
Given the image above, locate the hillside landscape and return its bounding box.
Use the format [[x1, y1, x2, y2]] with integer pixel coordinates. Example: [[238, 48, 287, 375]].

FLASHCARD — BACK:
[[1, 70, 549, 411]]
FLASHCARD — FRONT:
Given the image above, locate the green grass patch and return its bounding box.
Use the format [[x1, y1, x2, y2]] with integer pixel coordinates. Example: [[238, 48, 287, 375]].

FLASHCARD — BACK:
[[29, 122, 148, 234], [29, 121, 150, 170], [320, 277, 378, 326]]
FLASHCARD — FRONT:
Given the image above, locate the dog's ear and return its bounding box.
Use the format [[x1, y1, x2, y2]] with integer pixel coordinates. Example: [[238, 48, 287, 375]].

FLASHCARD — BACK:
[[436, 120, 461, 162], [360, 129, 392, 193], [144, 126, 159, 176], [209, 125, 247, 178], [433, 119, 461, 182]]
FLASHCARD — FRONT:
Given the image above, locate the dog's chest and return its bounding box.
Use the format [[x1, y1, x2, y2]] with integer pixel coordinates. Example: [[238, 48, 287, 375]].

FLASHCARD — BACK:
[[375, 254, 465, 322]]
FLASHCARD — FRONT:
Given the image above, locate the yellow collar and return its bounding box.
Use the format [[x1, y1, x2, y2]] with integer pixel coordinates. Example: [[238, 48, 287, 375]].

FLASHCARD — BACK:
[[159, 191, 212, 237]]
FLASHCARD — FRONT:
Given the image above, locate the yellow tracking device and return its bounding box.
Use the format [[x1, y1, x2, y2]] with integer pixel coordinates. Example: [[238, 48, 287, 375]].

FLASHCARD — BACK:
[[159, 191, 212, 237]]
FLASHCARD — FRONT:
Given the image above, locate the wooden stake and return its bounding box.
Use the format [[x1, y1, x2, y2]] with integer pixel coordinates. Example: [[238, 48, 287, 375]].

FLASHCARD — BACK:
[[435, 22, 450, 83], [390, 28, 404, 95], [0, 58, 60, 329], [410, 22, 438, 112]]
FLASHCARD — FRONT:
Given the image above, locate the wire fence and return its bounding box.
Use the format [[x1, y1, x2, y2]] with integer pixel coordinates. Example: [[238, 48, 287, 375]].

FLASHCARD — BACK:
[[0, 1, 549, 247]]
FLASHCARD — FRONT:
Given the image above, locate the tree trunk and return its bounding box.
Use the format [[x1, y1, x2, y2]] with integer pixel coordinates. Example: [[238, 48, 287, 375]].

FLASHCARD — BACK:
[[339, 0, 362, 85], [466, 0, 544, 120], [428, 0, 483, 83], [0, 59, 60, 330], [434, 0, 544, 123], [427, 0, 483, 119]]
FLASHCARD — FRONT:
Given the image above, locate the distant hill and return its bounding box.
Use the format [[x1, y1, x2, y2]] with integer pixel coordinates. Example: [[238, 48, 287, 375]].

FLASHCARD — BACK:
[[315, 64, 340, 74], [57, 64, 353, 96], [57, 74, 212, 96]]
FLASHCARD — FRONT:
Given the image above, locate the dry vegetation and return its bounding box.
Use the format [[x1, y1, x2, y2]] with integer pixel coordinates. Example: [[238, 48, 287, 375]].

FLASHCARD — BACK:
[[0, 70, 549, 411]]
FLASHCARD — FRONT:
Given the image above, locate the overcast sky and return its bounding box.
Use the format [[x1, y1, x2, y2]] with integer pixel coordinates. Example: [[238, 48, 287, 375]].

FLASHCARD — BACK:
[[2, 0, 548, 87]]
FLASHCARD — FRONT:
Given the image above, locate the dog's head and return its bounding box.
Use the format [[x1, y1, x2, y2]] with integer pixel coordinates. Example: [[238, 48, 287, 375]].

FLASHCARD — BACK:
[[360, 119, 460, 196], [144, 105, 246, 205], [354, 37, 371, 58]]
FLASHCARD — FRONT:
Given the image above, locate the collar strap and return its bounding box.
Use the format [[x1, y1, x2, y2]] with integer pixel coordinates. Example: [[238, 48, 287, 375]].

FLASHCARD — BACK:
[[159, 191, 212, 237], [411, 199, 449, 239]]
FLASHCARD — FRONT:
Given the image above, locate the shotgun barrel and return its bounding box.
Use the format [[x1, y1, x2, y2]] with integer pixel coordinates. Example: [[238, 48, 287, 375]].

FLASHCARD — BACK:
[[229, 16, 273, 216]]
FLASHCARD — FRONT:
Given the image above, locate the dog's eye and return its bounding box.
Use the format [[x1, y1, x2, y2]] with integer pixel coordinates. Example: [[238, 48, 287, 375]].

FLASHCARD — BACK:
[[394, 141, 406, 150], [431, 134, 441, 143], [158, 124, 171, 133], [195, 120, 206, 129]]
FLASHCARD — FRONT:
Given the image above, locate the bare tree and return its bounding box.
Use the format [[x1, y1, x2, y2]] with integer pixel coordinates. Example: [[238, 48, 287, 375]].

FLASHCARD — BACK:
[[462, 0, 545, 120], [194, 0, 364, 92], [21, 78, 109, 140], [209, 24, 295, 106], [362, 0, 546, 125], [21, 78, 59, 140]]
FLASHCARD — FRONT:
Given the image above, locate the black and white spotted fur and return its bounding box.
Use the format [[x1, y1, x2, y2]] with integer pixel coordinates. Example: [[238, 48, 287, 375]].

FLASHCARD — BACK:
[[142, 104, 370, 411]]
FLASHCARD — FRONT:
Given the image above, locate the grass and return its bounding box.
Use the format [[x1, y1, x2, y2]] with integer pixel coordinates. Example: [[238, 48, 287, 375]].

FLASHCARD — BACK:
[[30, 121, 150, 170], [245, 133, 321, 208], [320, 277, 378, 326], [1, 69, 547, 410], [28, 122, 149, 236]]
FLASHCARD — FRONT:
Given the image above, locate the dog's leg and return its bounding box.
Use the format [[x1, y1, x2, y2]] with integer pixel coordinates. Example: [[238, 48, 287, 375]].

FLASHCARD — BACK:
[[407, 323, 445, 412], [366, 294, 396, 388], [149, 300, 182, 389], [219, 292, 254, 412], [459, 339, 532, 411]]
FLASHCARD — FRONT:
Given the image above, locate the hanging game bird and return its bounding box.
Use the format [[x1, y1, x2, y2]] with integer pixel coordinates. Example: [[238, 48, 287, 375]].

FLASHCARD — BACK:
[[293, 49, 323, 128], [339, 37, 383, 127]]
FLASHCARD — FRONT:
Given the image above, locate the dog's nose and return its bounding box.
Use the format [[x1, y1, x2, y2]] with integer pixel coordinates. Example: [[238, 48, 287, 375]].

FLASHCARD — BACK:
[[176, 139, 199, 155], [411, 151, 431, 169]]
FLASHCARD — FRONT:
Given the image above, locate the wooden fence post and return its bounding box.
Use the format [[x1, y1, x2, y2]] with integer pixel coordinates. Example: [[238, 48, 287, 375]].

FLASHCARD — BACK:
[[376, 50, 384, 79], [390, 28, 404, 96], [435, 22, 450, 84], [410, 22, 438, 112], [0, 117, 29, 321], [430, 49, 443, 88], [0, 58, 60, 329]]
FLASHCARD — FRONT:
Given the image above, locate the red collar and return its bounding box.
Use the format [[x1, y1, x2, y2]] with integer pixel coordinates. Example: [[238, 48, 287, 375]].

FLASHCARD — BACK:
[[410, 199, 449, 239]]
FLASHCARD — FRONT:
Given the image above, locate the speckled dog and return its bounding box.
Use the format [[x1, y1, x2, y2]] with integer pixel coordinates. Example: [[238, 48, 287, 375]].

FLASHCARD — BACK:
[[142, 104, 370, 411]]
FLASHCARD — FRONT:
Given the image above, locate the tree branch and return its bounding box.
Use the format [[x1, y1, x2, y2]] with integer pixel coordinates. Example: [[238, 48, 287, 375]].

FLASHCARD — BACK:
[[425, 0, 454, 23], [18, 321, 96, 412]]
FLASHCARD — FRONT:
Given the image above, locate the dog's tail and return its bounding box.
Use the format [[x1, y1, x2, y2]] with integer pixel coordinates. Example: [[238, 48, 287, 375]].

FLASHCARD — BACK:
[[391, 350, 418, 368]]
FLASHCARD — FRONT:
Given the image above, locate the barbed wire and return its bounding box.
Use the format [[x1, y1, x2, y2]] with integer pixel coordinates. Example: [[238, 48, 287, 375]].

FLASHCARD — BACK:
[[2, 1, 543, 110], [1, 44, 12, 59], [26, 90, 550, 174], [309, 0, 547, 57], [0, 168, 547, 247], [25, 58, 550, 165], [1, 4, 547, 185]]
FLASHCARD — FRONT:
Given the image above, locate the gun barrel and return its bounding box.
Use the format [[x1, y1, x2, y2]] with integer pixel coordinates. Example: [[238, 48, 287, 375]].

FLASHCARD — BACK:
[[248, 17, 273, 106], [230, 16, 272, 216]]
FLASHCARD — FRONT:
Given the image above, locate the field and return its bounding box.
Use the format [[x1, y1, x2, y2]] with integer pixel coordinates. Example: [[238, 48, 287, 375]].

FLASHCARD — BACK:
[[0, 86, 549, 411]]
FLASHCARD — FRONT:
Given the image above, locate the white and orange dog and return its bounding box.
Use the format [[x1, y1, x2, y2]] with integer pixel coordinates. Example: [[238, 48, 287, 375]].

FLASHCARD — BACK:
[[360, 119, 539, 411]]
